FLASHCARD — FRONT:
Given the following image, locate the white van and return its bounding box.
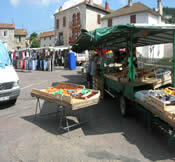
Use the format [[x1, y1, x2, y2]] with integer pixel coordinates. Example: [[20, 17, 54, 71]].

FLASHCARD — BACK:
[[0, 41, 20, 105]]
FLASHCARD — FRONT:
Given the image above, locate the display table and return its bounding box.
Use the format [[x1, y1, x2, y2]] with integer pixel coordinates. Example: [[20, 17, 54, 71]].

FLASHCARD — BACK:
[[31, 83, 100, 132]]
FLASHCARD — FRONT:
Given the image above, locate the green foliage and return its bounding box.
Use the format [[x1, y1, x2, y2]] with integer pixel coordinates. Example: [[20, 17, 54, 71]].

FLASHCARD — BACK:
[[165, 17, 175, 24], [163, 7, 175, 24], [30, 32, 38, 41], [30, 39, 40, 48], [163, 7, 175, 17]]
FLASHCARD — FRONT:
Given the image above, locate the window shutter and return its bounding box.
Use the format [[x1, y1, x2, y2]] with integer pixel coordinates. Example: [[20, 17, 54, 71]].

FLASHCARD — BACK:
[[97, 14, 101, 24], [63, 17, 66, 27], [108, 18, 112, 27], [130, 15, 136, 23], [56, 19, 59, 29], [73, 14, 76, 26], [77, 12, 80, 25]]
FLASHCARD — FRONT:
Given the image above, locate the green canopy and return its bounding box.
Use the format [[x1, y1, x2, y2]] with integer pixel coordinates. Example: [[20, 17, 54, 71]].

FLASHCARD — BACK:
[[72, 24, 175, 53]]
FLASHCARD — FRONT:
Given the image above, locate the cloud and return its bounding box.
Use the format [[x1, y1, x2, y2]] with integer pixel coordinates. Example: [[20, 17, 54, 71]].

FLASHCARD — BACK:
[[120, 0, 127, 5], [9, 0, 61, 7], [9, 0, 20, 7], [33, 0, 60, 6], [62, 0, 103, 10]]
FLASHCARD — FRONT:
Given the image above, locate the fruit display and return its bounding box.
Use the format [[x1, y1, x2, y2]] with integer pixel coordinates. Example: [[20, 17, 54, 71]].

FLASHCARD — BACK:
[[164, 87, 175, 96], [41, 83, 98, 100]]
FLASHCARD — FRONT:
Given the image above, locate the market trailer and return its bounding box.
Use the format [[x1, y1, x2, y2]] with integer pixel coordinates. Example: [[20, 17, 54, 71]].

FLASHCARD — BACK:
[[72, 24, 175, 145]]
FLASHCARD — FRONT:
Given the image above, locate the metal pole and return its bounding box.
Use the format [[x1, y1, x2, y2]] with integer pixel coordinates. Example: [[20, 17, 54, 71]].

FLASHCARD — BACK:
[[173, 32, 175, 87], [130, 31, 134, 95], [130, 31, 134, 80]]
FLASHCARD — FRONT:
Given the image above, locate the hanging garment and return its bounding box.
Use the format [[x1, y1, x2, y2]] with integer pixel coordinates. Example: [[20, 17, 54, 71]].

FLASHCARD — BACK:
[[14, 51, 16, 59]]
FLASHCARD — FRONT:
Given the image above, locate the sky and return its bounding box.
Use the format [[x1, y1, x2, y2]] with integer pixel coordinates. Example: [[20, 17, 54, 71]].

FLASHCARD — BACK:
[[0, 0, 174, 36]]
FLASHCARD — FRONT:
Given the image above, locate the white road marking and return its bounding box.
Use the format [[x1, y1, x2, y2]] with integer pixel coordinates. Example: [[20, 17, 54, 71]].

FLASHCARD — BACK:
[[21, 80, 48, 90]]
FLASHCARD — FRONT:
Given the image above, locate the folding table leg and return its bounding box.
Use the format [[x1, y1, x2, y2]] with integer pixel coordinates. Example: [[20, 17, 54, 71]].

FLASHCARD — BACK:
[[65, 110, 70, 133], [35, 98, 40, 119], [58, 106, 64, 129]]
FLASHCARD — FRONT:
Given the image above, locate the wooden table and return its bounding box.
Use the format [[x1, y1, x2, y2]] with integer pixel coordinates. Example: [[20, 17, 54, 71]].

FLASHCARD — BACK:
[[31, 88, 100, 133]]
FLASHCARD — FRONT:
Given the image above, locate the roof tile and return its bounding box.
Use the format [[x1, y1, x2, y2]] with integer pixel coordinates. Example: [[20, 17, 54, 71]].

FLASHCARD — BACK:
[[102, 2, 160, 20], [0, 23, 15, 29], [40, 31, 55, 38], [15, 29, 28, 36]]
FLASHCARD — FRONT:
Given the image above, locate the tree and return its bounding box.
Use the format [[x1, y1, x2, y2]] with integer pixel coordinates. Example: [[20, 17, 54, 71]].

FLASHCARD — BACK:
[[30, 32, 38, 41], [30, 39, 40, 48]]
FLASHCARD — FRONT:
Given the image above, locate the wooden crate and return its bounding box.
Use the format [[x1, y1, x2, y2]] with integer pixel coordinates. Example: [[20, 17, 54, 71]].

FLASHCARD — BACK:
[[146, 96, 175, 112], [31, 87, 100, 110]]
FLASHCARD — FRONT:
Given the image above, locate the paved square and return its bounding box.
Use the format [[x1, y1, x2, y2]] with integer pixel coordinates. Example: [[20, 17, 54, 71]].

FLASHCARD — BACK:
[[0, 68, 175, 162]]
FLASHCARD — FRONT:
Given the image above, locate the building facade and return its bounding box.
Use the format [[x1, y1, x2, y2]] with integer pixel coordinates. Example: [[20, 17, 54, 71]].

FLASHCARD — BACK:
[[0, 23, 15, 50], [0, 23, 28, 51], [54, 0, 113, 47], [40, 31, 55, 47], [14, 29, 28, 50], [101, 1, 167, 59]]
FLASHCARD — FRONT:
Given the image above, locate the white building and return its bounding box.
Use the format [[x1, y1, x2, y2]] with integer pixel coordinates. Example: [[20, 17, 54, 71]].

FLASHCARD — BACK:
[[101, 0, 167, 59], [40, 31, 55, 47], [54, 0, 113, 47]]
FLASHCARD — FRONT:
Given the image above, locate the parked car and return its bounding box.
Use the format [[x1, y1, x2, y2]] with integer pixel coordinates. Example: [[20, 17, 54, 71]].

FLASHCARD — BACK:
[[0, 41, 20, 105]]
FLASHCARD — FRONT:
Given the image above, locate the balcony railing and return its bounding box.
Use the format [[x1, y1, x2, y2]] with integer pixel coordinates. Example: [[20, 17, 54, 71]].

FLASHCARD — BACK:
[[55, 40, 64, 46]]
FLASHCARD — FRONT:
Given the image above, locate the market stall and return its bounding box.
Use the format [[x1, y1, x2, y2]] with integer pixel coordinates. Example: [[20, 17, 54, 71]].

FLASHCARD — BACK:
[[72, 24, 175, 145], [9, 46, 70, 71], [31, 82, 100, 131]]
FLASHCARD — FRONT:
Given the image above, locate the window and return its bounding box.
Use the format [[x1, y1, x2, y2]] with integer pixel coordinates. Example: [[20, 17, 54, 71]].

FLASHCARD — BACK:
[[56, 19, 59, 29], [108, 18, 112, 27], [73, 14, 76, 26], [72, 29, 78, 40], [97, 14, 101, 24], [50, 36, 51, 40], [130, 15, 136, 24], [59, 32, 63, 42], [4, 31, 8, 36], [19, 36, 21, 42], [77, 12, 80, 25], [44, 37, 46, 41], [63, 16, 66, 27]]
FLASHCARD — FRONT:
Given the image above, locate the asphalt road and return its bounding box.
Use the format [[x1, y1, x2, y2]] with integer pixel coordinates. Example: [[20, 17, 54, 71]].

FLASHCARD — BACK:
[[0, 67, 175, 162]]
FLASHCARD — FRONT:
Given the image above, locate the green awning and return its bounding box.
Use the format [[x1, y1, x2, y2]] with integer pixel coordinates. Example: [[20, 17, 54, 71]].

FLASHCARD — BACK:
[[72, 24, 175, 53]]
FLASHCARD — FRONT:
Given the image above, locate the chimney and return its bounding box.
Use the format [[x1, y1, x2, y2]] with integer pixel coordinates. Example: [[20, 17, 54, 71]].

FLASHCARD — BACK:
[[158, 0, 163, 16], [59, 6, 62, 12], [128, 0, 132, 7], [89, 0, 93, 5], [12, 22, 15, 28], [105, 1, 109, 10]]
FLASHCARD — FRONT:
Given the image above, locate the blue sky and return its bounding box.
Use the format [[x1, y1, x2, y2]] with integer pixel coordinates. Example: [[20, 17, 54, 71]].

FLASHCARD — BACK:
[[0, 0, 174, 36]]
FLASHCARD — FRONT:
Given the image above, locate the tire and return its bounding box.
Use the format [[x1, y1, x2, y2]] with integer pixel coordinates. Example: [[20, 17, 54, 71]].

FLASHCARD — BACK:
[[120, 96, 127, 117], [9, 99, 17, 105]]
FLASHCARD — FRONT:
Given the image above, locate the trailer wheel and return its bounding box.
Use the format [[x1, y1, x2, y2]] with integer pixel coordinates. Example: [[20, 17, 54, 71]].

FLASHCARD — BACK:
[[120, 96, 127, 117]]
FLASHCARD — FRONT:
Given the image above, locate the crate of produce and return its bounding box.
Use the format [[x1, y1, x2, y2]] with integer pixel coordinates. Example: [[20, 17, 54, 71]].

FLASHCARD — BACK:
[[31, 82, 100, 109], [146, 96, 175, 113]]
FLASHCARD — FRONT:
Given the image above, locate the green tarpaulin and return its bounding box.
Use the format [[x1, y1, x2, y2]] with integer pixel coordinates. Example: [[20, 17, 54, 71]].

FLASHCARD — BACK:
[[72, 24, 175, 53]]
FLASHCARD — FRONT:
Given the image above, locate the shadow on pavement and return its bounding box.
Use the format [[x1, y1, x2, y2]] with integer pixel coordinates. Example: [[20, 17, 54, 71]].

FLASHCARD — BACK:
[[61, 74, 86, 85], [0, 102, 16, 110], [22, 79, 175, 161], [22, 100, 88, 136]]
